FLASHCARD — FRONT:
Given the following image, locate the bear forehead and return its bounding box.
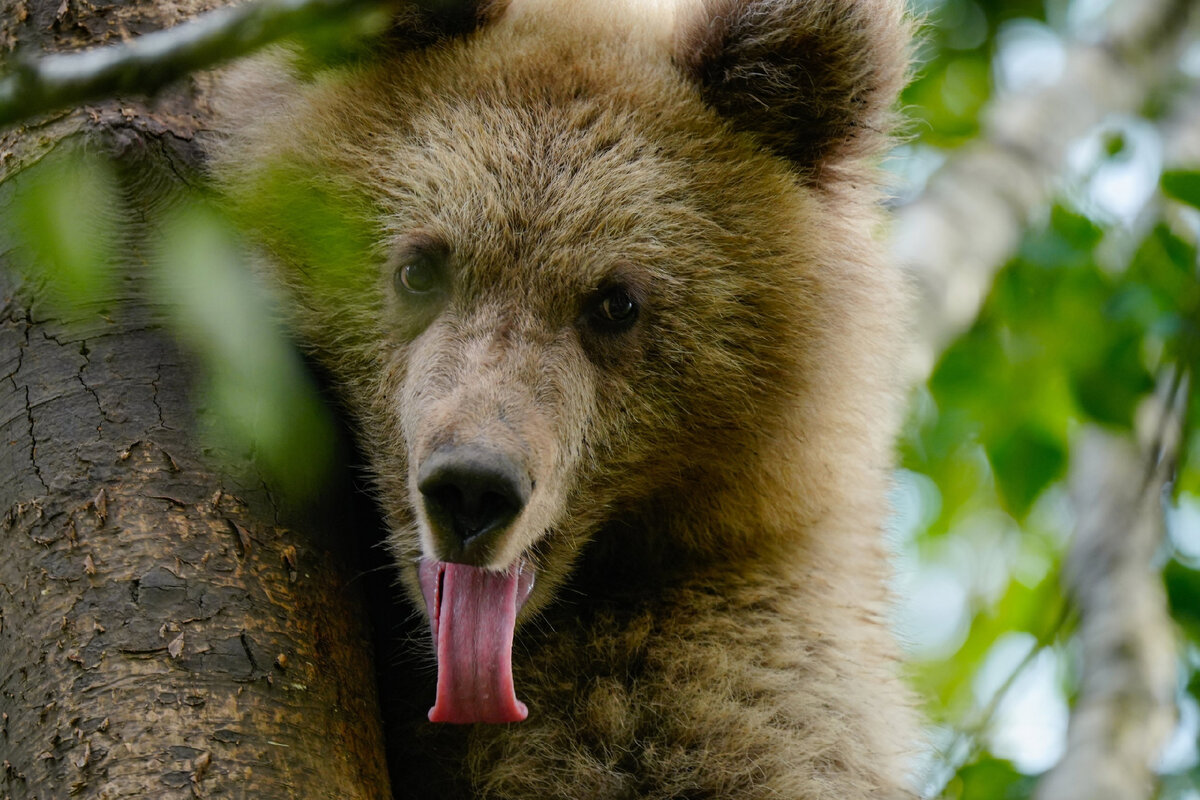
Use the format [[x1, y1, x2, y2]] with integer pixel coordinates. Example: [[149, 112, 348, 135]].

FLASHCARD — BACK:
[[372, 107, 715, 293], [363, 28, 753, 197], [269, 0, 824, 309], [336, 39, 803, 289]]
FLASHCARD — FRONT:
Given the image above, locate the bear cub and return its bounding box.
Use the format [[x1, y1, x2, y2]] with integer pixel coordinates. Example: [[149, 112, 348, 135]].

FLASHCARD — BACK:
[[214, 0, 916, 796]]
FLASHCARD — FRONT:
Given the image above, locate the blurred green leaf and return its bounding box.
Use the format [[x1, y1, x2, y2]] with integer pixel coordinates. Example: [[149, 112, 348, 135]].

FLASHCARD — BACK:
[[1162, 169, 1200, 210], [233, 161, 381, 298], [904, 56, 991, 146], [916, 574, 1064, 712], [4, 152, 121, 312], [1069, 335, 1153, 429], [912, 204, 1160, 526], [976, 0, 1044, 25], [900, 388, 992, 537], [987, 425, 1065, 519], [929, 326, 1008, 413], [152, 203, 335, 498], [1180, 432, 1200, 498], [948, 756, 1038, 800], [1164, 558, 1200, 642], [1125, 225, 1198, 327], [289, 6, 392, 73], [1102, 131, 1128, 159], [1016, 206, 1103, 273], [1158, 771, 1200, 800]]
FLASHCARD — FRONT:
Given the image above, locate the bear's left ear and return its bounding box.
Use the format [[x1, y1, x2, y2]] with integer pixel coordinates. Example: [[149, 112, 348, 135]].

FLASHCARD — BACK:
[[675, 0, 909, 181]]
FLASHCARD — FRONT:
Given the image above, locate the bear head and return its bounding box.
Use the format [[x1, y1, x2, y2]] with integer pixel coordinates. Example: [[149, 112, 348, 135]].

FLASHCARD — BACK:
[[213, 0, 908, 724]]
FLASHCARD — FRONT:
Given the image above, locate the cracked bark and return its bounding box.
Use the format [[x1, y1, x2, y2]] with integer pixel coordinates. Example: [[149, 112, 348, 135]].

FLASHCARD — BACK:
[[0, 1, 391, 797]]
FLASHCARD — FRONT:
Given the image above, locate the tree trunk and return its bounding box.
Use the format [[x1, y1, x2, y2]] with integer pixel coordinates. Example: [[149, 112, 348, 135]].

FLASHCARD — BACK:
[[0, 2, 392, 797]]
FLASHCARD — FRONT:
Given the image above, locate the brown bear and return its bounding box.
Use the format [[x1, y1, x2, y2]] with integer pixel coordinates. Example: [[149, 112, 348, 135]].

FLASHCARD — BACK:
[[212, 0, 916, 796]]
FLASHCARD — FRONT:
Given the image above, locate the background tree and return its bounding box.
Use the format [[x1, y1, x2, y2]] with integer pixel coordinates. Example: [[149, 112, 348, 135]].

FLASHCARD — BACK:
[[893, 0, 1200, 797]]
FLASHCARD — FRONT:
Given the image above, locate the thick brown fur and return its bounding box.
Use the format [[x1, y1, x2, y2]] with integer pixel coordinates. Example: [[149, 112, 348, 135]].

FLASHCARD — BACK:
[[210, 0, 917, 796]]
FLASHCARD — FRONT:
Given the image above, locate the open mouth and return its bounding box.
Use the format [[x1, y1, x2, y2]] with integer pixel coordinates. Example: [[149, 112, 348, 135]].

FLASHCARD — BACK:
[[418, 559, 537, 724]]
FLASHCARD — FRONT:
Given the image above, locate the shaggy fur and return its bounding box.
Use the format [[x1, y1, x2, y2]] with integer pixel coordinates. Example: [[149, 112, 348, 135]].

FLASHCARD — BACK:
[[211, 0, 916, 796]]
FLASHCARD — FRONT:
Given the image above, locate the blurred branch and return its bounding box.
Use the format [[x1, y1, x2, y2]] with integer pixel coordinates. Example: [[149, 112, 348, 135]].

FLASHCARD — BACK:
[[929, 605, 1072, 797], [0, 0, 419, 128], [896, 0, 1199, 378], [1032, 389, 1183, 800]]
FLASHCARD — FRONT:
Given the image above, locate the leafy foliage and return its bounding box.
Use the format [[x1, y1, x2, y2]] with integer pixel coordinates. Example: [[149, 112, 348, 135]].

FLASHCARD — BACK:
[[6, 154, 120, 313], [898, 1, 1200, 797], [0, 152, 336, 499]]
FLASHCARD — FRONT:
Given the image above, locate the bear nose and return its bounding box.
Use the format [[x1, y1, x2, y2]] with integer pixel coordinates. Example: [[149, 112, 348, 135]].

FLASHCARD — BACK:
[[417, 444, 532, 565]]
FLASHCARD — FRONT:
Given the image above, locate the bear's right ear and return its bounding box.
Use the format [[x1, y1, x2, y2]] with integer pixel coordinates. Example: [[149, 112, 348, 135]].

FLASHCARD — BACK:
[[388, 0, 509, 48], [675, 0, 908, 182]]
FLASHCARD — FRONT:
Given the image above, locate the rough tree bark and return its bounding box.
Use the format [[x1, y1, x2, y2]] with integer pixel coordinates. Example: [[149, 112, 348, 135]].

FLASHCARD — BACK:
[[0, 2, 391, 797]]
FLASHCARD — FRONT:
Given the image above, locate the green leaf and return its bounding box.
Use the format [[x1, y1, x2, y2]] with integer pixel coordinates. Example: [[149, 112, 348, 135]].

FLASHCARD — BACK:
[[1125, 225, 1197, 319], [152, 203, 336, 498], [1069, 334, 1154, 429], [3, 152, 121, 314], [949, 757, 1038, 800], [1164, 558, 1200, 641], [930, 326, 1008, 413], [902, 55, 990, 146], [289, 6, 392, 73], [1016, 206, 1102, 272], [1102, 130, 1128, 159], [915, 574, 1064, 713], [237, 161, 381, 294], [899, 388, 992, 537], [1162, 169, 1200, 210], [986, 425, 1066, 519], [1179, 428, 1200, 499]]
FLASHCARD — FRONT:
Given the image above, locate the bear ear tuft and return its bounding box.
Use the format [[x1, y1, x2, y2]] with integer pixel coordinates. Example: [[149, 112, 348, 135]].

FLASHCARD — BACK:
[[389, 0, 509, 48], [675, 0, 909, 181]]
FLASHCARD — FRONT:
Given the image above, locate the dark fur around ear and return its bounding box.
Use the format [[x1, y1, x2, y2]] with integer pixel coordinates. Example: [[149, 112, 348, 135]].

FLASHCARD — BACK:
[[676, 0, 909, 180], [386, 0, 509, 49]]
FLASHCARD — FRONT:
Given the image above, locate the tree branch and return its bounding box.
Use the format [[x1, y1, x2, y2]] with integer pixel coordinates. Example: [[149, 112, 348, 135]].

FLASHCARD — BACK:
[[1032, 408, 1181, 800], [0, 0, 427, 128]]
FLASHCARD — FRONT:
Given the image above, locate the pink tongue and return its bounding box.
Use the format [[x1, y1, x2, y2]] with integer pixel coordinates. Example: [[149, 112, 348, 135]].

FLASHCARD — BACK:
[[418, 560, 531, 724]]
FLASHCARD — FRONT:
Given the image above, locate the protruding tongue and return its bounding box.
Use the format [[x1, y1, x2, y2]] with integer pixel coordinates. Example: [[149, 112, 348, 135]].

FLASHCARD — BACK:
[[418, 560, 534, 724]]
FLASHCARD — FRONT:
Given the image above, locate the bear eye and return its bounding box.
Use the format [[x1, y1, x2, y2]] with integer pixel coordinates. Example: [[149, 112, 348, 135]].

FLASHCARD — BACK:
[[394, 246, 446, 296], [589, 285, 639, 332]]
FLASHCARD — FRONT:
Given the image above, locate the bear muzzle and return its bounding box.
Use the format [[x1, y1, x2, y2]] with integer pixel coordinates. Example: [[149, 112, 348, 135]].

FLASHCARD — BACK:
[[413, 443, 553, 724], [417, 442, 533, 566]]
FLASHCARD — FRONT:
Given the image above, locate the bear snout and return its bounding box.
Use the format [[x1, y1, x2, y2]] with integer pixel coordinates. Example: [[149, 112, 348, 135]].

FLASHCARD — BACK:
[[417, 443, 533, 566]]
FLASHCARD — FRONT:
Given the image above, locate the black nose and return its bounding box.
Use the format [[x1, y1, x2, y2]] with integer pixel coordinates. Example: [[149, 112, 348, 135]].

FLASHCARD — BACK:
[[417, 444, 532, 564]]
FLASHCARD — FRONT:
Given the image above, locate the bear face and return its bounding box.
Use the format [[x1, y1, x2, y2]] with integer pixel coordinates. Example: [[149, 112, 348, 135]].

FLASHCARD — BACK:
[[213, 0, 915, 791], [363, 53, 821, 575]]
